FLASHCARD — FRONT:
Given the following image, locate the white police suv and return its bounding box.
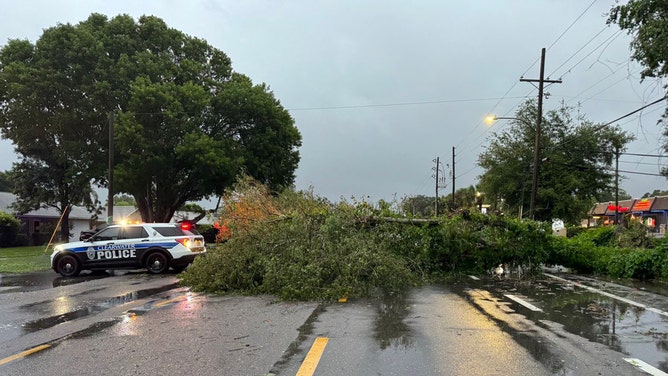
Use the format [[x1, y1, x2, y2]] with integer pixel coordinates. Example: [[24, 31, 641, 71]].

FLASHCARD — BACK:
[[50, 222, 206, 277]]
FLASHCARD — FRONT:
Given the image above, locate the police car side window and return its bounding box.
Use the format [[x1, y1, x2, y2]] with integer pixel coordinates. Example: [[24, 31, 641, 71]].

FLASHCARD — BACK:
[[122, 227, 149, 240], [153, 227, 184, 237], [94, 227, 121, 241]]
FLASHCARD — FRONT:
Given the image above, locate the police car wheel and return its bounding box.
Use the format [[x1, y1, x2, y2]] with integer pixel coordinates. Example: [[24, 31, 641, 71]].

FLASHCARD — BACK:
[[145, 252, 169, 274], [56, 254, 81, 277]]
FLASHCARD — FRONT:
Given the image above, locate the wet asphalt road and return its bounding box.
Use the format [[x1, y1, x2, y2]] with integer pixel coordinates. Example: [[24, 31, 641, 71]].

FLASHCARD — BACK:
[[0, 269, 666, 375]]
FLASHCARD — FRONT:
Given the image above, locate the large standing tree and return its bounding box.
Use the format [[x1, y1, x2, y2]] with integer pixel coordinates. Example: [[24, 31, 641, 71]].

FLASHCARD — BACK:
[[0, 171, 14, 192], [0, 14, 301, 228], [0, 22, 110, 239], [608, 1, 668, 176], [477, 100, 633, 224]]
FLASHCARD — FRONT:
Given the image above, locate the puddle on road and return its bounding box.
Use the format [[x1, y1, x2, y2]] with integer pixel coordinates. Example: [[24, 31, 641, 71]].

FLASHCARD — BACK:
[[373, 290, 413, 350], [269, 290, 416, 375], [467, 274, 668, 373], [21, 282, 179, 332], [0, 270, 172, 293], [0, 271, 111, 293]]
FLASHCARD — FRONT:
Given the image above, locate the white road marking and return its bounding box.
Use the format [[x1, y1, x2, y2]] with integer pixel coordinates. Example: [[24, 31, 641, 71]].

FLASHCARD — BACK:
[[624, 358, 668, 376], [504, 294, 542, 312], [468, 275, 480, 280], [544, 273, 668, 318]]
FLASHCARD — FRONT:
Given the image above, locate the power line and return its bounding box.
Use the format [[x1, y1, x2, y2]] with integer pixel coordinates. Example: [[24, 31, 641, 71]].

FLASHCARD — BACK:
[[563, 62, 634, 106], [287, 96, 527, 111], [600, 95, 668, 128], [548, 25, 610, 78], [521, 0, 600, 78], [621, 152, 666, 158], [547, 0, 599, 52], [608, 169, 663, 177], [454, 1, 605, 178], [455, 165, 479, 181], [619, 160, 663, 166]]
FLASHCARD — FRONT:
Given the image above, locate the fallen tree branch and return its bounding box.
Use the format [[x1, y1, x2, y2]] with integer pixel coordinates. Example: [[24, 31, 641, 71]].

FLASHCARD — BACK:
[[367, 216, 442, 226]]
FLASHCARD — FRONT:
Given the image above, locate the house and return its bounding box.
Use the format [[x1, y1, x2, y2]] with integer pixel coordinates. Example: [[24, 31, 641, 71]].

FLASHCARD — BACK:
[[588, 196, 668, 236], [0, 192, 218, 245], [105, 207, 216, 227], [0, 192, 95, 245]]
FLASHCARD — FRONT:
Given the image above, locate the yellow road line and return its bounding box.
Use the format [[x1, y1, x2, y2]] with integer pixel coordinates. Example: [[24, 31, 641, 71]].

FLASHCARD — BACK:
[[296, 337, 329, 376], [154, 295, 186, 308], [0, 344, 51, 366]]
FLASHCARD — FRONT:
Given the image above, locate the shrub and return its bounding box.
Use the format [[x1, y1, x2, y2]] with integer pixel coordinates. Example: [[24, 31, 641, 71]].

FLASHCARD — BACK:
[[547, 225, 668, 280], [0, 211, 21, 247]]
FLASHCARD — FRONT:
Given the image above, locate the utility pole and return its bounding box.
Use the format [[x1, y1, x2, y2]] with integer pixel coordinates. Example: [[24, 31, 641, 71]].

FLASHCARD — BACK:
[[107, 112, 114, 224], [451, 147, 456, 210], [520, 47, 561, 219], [614, 146, 619, 225], [434, 157, 440, 216]]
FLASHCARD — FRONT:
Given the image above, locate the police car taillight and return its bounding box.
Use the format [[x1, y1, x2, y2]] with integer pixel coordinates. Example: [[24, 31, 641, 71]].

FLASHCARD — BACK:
[[176, 238, 191, 248]]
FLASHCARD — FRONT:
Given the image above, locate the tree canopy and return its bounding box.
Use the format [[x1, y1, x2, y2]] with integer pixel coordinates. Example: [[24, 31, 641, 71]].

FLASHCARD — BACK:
[[642, 189, 668, 198], [0, 171, 14, 192], [608, 1, 668, 177], [0, 13, 301, 227], [477, 100, 633, 224]]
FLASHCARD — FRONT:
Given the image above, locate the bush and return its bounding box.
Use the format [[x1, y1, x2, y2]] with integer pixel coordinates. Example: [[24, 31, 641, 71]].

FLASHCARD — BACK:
[[0, 211, 21, 247], [547, 225, 668, 280]]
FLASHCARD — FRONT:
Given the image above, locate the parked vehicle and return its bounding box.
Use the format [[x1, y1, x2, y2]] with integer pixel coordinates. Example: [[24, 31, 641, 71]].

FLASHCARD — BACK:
[[51, 222, 206, 276]]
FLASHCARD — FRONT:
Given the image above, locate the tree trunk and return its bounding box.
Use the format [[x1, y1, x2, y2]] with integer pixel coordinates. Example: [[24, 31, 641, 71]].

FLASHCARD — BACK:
[[59, 205, 71, 242]]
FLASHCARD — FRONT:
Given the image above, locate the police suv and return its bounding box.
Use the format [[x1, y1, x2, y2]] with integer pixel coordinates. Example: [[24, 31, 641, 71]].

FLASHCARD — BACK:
[[50, 222, 206, 277]]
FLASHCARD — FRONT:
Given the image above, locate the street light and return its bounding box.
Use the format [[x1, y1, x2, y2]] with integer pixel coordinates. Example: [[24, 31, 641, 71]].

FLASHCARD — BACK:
[[485, 115, 540, 220], [485, 115, 532, 129], [475, 191, 484, 212]]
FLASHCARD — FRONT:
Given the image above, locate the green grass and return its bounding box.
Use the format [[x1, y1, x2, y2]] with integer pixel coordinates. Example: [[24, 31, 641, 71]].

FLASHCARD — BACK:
[[0, 246, 53, 273]]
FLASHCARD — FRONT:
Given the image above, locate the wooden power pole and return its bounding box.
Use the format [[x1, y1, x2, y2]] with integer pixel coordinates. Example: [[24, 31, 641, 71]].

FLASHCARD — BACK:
[[520, 48, 561, 219]]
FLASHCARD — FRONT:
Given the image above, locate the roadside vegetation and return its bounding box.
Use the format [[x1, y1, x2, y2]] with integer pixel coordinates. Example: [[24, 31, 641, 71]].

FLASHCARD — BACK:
[[549, 224, 668, 281], [0, 246, 51, 273], [181, 177, 668, 301]]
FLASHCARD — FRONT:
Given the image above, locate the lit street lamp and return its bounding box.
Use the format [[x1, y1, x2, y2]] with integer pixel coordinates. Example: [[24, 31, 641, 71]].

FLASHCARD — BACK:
[[485, 115, 540, 219], [475, 191, 484, 212]]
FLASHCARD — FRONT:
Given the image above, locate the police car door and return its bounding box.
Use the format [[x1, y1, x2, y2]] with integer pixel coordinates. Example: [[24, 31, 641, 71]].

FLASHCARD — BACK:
[[117, 226, 146, 267], [83, 226, 124, 269]]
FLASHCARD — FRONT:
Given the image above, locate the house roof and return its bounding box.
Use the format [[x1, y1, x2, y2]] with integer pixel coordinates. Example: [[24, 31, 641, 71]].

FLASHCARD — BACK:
[[0, 192, 93, 220], [0, 192, 14, 213], [604, 199, 636, 216], [171, 210, 216, 226], [652, 196, 668, 211], [112, 206, 141, 222], [590, 203, 608, 216], [95, 207, 216, 226], [632, 197, 654, 212]]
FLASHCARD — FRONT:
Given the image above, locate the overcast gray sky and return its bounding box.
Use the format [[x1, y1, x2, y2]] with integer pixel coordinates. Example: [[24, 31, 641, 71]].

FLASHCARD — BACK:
[[1, 0, 666, 206]]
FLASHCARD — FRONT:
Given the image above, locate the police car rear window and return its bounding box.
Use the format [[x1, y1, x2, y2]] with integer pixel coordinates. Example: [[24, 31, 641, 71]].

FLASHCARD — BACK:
[[152, 226, 188, 237]]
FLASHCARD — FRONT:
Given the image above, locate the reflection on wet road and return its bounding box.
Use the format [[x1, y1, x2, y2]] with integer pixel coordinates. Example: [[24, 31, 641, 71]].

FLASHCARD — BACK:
[[0, 269, 186, 365], [2, 267, 668, 375], [460, 271, 668, 373], [21, 283, 179, 332]]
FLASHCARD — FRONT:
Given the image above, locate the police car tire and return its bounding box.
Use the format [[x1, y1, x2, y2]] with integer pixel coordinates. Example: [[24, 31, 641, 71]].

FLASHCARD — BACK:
[[56, 254, 81, 277], [145, 251, 169, 274]]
